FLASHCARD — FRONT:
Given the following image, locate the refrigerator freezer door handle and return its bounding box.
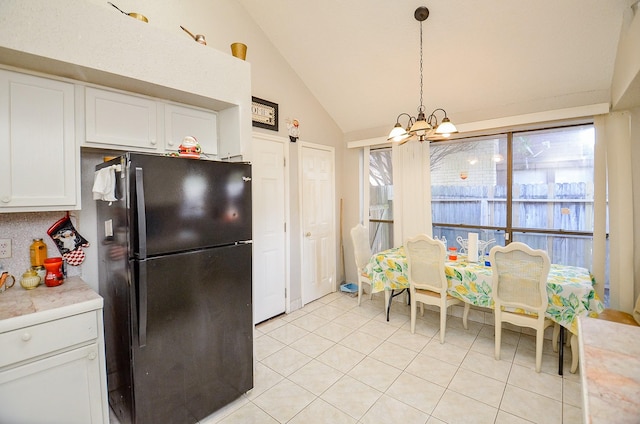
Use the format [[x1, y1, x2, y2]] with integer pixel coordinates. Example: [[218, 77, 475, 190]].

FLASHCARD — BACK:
[[135, 167, 147, 259], [138, 260, 148, 347]]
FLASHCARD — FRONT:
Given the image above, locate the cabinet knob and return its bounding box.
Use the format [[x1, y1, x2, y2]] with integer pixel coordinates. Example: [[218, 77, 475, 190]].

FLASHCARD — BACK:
[[21, 332, 32, 341], [305, 232, 311, 237], [1, 196, 10, 203], [88, 351, 97, 360]]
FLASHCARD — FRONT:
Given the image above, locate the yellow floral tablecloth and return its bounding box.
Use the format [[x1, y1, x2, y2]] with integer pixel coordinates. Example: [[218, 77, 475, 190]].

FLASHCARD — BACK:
[[364, 246, 604, 334], [364, 247, 410, 292]]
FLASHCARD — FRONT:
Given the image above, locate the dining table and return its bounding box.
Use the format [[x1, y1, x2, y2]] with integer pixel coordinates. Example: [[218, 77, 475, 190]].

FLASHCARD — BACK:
[[363, 246, 605, 374]]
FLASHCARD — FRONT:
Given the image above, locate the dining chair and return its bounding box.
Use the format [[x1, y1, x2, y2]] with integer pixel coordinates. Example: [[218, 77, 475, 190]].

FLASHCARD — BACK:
[[489, 242, 554, 372], [350, 224, 373, 306], [597, 293, 640, 326], [405, 234, 469, 343], [555, 294, 640, 374]]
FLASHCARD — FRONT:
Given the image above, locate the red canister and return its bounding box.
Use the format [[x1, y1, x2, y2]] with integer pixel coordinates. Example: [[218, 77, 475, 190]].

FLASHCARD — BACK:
[[43, 257, 64, 287]]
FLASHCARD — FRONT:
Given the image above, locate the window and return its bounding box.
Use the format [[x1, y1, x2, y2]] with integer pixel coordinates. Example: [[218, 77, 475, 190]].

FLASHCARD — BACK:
[[431, 124, 599, 276], [369, 148, 393, 253], [511, 126, 595, 268]]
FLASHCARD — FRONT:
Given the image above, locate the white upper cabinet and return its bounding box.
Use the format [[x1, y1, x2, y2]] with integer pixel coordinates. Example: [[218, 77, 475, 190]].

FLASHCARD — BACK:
[[84, 87, 219, 157], [164, 103, 218, 157], [85, 87, 159, 151], [0, 0, 251, 160], [0, 70, 79, 212]]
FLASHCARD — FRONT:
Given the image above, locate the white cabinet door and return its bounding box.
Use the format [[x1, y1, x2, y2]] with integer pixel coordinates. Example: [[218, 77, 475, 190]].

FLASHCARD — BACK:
[[0, 343, 104, 424], [85, 87, 159, 150], [0, 70, 78, 211], [165, 103, 218, 157]]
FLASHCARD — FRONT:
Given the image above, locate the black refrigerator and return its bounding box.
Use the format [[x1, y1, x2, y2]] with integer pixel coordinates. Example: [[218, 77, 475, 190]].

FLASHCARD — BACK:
[[95, 152, 253, 424]]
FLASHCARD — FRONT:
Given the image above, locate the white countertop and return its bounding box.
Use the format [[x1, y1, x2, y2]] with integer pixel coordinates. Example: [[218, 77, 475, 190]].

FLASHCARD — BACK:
[[578, 316, 640, 423], [0, 276, 102, 332]]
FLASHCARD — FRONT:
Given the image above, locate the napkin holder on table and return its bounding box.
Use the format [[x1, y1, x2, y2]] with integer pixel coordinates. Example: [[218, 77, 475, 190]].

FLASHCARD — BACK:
[[468, 232, 479, 262]]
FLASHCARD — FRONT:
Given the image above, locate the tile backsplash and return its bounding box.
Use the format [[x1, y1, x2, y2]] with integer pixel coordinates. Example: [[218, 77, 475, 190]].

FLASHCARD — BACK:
[[0, 150, 123, 293], [0, 212, 84, 279]]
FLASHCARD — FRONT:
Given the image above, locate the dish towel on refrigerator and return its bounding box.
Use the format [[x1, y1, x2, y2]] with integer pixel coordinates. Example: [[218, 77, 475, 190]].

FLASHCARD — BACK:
[[92, 166, 117, 203]]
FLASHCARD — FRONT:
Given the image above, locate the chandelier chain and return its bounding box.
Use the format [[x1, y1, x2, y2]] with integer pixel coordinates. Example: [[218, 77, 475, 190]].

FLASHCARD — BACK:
[[387, 6, 458, 143], [418, 21, 424, 114]]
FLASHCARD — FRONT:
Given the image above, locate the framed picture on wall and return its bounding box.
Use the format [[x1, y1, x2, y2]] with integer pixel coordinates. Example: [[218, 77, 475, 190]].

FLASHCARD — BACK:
[[251, 97, 278, 131]]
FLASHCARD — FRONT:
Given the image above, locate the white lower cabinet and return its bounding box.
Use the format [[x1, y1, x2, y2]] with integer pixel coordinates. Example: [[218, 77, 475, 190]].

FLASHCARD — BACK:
[[0, 306, 108, 424], [0, 69, 79, 212], [0, 344, 104, 424]]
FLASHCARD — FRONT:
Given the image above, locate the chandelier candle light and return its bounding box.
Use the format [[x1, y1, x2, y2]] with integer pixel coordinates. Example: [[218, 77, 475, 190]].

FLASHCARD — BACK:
[[388, 6, 458, 144]]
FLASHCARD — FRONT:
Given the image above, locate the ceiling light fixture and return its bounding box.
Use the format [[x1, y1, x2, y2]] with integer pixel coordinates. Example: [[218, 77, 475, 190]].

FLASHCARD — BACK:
[[388, 6, 458, 144]]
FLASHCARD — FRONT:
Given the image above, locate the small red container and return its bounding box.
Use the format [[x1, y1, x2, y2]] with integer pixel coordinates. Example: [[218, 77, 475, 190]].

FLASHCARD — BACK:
[[448, 247, 458, 261], [43, 257, 64, 287]]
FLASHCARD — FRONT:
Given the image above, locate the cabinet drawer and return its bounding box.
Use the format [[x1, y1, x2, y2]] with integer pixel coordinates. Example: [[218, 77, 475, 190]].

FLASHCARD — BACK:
[[0, 312, 98, 368]]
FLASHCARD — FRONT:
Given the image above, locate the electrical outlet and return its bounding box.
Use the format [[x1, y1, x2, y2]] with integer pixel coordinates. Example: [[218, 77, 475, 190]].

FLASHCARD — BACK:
[[0, 239, 11, 258]]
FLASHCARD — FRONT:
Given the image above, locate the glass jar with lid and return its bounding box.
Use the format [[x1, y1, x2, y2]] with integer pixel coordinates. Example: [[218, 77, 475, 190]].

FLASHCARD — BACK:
[[30, 238, 47, 267]]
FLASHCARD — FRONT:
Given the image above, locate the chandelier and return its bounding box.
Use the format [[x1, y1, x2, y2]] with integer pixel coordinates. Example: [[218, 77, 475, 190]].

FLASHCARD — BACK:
[[388, 6, 458, 144]]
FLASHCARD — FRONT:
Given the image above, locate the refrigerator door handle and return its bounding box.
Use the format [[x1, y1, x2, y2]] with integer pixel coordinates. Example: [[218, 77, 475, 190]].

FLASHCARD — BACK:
[[137, 260, 148, 347], [135, 167, 147, 260]]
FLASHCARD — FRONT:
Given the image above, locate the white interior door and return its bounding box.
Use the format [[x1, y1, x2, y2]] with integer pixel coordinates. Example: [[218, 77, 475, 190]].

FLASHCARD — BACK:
[[252, 134, 287, 324], [300, 142, 335, 304]]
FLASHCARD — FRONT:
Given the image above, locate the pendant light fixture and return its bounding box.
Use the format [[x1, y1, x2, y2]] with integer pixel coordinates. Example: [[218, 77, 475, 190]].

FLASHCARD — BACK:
[[388, 6, 458, 144]]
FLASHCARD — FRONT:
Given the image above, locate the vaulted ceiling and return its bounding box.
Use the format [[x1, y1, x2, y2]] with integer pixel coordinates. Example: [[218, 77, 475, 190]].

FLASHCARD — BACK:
[[237, 0, 634, 139]]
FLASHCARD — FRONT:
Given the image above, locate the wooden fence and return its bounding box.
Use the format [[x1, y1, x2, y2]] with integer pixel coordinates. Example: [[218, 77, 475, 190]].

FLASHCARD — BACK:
[[431, 182, 595, 269]]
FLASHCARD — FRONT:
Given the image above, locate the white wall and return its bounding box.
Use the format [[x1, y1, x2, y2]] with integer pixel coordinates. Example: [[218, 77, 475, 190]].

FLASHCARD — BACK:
[[611, 2, 640, 112], [163, 0, 347, 304], [97, 0, 348, 306], [340, 2, 640, 306], [0, 0, 348, 309], [632, 107, 640, 303], [610, 6, 640, 306], [124, 0, 639, 307], [341, 147, 363, 285]]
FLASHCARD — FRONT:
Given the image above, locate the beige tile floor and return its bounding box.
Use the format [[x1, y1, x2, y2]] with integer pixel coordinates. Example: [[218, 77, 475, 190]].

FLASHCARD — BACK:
[[111, 291, 584, 424]]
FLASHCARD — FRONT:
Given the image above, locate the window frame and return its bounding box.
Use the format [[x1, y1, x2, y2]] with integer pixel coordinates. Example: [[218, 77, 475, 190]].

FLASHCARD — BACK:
[[368, 146, 394, 253], [431, 123, 599, 269]]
